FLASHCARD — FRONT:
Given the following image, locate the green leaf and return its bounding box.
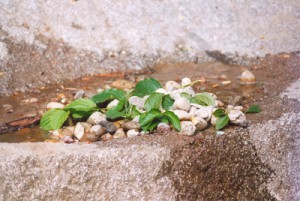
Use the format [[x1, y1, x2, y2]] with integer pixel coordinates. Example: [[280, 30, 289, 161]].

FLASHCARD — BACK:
[[64, 98, 98, 113], [213, 108, 226, 118], [139, 109, 162, 127], [245, 105, 261, 114], [180, 92, 192, 101], [91, 89, 125, 104], [216, 115, 230, 130], [144, 92, 164, 112], [106, 108, 125, 120], [40, 109, 70, 130], [145, 120, 160, 132], [133, 78, 162, 97], [162, 95, 174, 110], [50, 110, 70, 130], [164, 111, 181, 131], [71, 112, 86, 119], [190, 92, 215, 106]]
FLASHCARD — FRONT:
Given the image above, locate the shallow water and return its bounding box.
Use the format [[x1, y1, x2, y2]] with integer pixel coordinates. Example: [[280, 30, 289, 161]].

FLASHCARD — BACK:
[[0, 61, 265, 142]]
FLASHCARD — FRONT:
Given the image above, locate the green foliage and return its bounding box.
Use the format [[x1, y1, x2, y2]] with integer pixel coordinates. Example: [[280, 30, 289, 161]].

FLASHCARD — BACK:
[[190, 92, 215, 106], [245, 105, 261, 114], [40, 109, 70, 130], [164, 111, 181, 131], [162, 95, 174, 110], [215, 115, 230, 130], [213, 108, 226, 118], [144, 92, 164, 112], [64, 98, 98, 119], [91, 89, 125, 104], [133, 78, 162, 97]]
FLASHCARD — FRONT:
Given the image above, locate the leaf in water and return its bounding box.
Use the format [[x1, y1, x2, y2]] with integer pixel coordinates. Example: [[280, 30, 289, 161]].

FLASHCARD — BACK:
[[162, 95, 174, 110], [91, 89, 125, 104], [133, 78, 162, 97], [64, 98, 98, 113], [213, 108, 226, 118], [50, 109, 70, 130], [139, 109, 162, 127], [164, 111, 181, 131], [245, 105, 261, 114], [190, 93, 215, 106], [144, 92, 164, 112], [40, 109, 69, 130], [216, 115, 230, 130], [106, 108, 125, 120]]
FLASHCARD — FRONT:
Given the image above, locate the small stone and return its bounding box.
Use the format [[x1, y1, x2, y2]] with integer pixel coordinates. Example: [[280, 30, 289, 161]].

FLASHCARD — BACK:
[[129, 96, 146, 108], [3, 104, 14, 113], [179, 121, 196, 136], [132, 116, 140, 123], [87, 112, 106, 125], [46, 102, 65, 110], [127, 129, 139, 137], [113, 128, 126, 139], [155, 88, 168, 94], [217, 131, 225, 136], [174, 97, 190, 111], [22, 98, 38, 103], [62, 136, 75, 143], [107, 99, 119, 109], [62, 127, 74, 137], [74, 90, 85, 99], [90, 125, 106, 136], [240, 70, 256, 83], [210, 115, 217, 126], [234, 106, 244, 111], [74, 123, 85, 140], [122, 121, 140, 131], [228, 110, 247, 126], [157, 123, 171, 132], [101, 133, 113, 141], [100, 121, 117, 134], [49, 130, 61, 140], [173, 110, 191, 120], [194, 106, 213, 121], [181, 77, 192, 86], [217, 100, 225, 107], [165, 81, 181, 92], [219, 74, 228, 80], [221, 80, 232, 85], [191, 116, 208, 131], [82, 132, 100, 142], [97, 88, 104, 93], [182, 86, 195, 97], [111, 79, 135, 90]]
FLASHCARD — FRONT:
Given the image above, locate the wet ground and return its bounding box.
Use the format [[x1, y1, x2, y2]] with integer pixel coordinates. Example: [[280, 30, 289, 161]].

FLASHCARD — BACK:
[[0, 52, 299, 142]]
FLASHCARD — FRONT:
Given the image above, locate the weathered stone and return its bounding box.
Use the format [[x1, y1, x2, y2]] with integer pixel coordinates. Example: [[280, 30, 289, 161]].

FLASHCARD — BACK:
[[2, 104, 14, 113], [228, 110, 247, 126], [165, 81, 181, 92], [129, 96, 146, 108], [240, 70, 256, 83], [113, 128, 126, 139], [111, 79, 135, 90], [100, 121, 117, 134], [74, 123, 85, 140], [191, 116, 208, 131], [173, 110, 191, 120], [181, 77, 191, 86], [87, 112, 106, 125], [122, 121, 140, 131], [127, 129, 139, 137], [173, 97, 190, 111], [74, 90, 85, 99], [107, 99, 119, 109], [90, 125, 106, 136], [101, 133, 113, 141], [46, 102, 64, 110], [179, 121, 196, 136]]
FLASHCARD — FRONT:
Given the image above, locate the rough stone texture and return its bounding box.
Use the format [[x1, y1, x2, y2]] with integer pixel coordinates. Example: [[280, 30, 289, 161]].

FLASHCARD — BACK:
[[1, 0, 300, 94]]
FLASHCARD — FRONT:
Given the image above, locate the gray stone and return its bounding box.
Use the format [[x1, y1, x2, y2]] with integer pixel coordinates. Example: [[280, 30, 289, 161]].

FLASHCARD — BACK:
[[87, 112, 106, 125], [100, 121, 117, 134], [126, 129, 139, 137], [90, 125, 106, 136], [46, 102, 65, 110], [74, 90, 85, 99], [122, 121, 140, 131]]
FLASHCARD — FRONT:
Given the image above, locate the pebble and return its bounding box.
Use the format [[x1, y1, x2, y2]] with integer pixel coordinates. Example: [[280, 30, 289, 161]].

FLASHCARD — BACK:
[[82, 132, 100, 142], [228, 110, 247, 126], [157, 122, 171, 132], [22, 98, 38, 103], [101, 133, 113, 141], [194, 106, 213, 121], [210, 115, 217, 126], [181, 77, 192, 86], [100, 121, 117, 134], [165, 81, 181, 92], [74, 122, 85, 140], [74, 90, 85, 99], [90, 125, 106, 136], [173, 110, 191, 120], [182, 86, 195, 97], [191, 116, 208, 131], [62, 136, 75, 143], [111, 79, 135, 90], [221, 80, 232, 85], [122, 121, 140, 131], [173, 97, 190, 111], [127, 129, 139, 137], [217, 131, 225, 136], [97, 88, 104, 94], [132, 115, 140, 123], [234, 106, 244, 111], [3, 104, 14, 113], [62, 127, 74, 137], [107, 99, 119, 109], [129, 96, 146, 108], [240, 70, 256, 83], [217, 100, 225, 107], [179, 121, 196, 136], [46, 102, 65, 109], [113, 128, 126, 139], [87, 112, 106, 125]]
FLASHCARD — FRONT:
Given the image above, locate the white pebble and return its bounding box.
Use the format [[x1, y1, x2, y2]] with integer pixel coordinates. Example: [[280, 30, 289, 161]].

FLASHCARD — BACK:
[[191, 116, 208, 131], [107, 99, 119, 109], [129, 96, 146, 108], [194, 106, 213, 121], [74, 123, 85, 140], [174, 97, 190, 111], [90, 125, 106, 135], [181, 77, 192, 86], [127, 129, 140, 137], [179, 121, 196, 136], [46, 102, 64, 110], [165, 81, 181, 92], [87, 111, 106, 125], [173, 110, 191, 120], [155, 88, 168, 94]]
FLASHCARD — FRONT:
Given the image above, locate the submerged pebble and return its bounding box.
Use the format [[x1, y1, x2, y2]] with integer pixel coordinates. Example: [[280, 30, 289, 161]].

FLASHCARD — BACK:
[[240, 70, 256, 84]]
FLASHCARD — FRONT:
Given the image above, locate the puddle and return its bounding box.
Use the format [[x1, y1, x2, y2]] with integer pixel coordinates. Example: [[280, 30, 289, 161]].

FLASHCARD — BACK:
[[0, 53, 297, 143]]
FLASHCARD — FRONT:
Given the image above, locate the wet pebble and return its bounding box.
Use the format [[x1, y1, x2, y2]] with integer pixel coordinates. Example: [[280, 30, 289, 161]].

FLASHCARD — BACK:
[[240, 70, 256, 83], [87, 112, 106, 125], [179, 121, 196, 136], [100, 121, 117, 134], [46, 102, 64, 109], [3, 104, 14, 113], [74, 90, 85, 99]]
